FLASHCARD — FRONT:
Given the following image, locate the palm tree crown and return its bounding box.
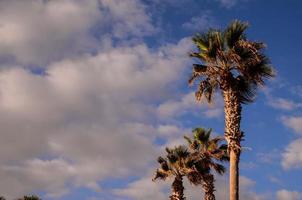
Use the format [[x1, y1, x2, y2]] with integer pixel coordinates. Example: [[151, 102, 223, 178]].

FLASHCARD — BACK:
[[153, 146, 190, 182], [189, 20, 274, 104], [153, 146, 190, 200], [184, 127, 228, 178], [184, 128, 228, 200]]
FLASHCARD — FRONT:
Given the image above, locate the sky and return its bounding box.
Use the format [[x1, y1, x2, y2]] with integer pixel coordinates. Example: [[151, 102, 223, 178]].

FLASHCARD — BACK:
[[0, 0, 301, 199]]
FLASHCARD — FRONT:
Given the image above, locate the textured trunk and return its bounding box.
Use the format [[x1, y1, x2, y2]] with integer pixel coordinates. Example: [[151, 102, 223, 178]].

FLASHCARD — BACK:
[[222, 86, 242, 200], [170, 176, 185, 200], [202, 174, 216, 200], [230, 148, 239, 200]]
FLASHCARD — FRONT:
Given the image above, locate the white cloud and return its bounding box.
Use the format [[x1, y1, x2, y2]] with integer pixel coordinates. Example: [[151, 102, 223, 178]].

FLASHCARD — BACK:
[[281, 116, 302, 134], [157, 92, 196, 118], [0, 37, 192, 198], [0, 159, 75, 198], [268, 176, 282, 185], [0, 0, 194, 196], [281, 138, 302, 169], [115, 174, 169, 200], [100, 0, 155, 38], [0, 0, 155, 66], [217, 0, 238, 8], [257, 149, 280, 164], [204, 107, 224, 118], [291, 85, 302, 99], [268, 98, 302, 111], [0, 0, 100, 65], [277, 189, 302, 200], [182, 13, 216, 31], [157, 92, 223, 119], [214, 0, 250, 8], [157, 124, 184, 137]]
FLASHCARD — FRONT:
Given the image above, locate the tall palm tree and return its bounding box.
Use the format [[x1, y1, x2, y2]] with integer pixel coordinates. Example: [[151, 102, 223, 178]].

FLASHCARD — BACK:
[[188, 20, 274, 200], [184, 127, 228, 200], [153, 146, 190, 200]]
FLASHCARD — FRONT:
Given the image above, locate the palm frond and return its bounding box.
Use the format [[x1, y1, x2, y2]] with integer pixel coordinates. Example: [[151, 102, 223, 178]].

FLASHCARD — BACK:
[[174, 145, 190, 158], [236, 75, 257, 103], [194, 159, 210, 174], [211, 163, 226, 175], [193, 127, 211, 144], [224, 20, 248, 48], [184, 135, 192, 145], [161, 161, 170, 171], [193, 63, 208, 71], [187, 171, 202, 185], [153, 169, 169, 181], [167, 152, 178, 164], [157, 156, 166, 164], [207, 30, 224, 58], [192, 33, 210, 52]]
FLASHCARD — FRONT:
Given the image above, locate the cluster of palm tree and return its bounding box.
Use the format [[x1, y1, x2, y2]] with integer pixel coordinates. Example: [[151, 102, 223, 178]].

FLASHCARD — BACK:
[[153, 20, 274, 200], [153, 128, 228, 200]]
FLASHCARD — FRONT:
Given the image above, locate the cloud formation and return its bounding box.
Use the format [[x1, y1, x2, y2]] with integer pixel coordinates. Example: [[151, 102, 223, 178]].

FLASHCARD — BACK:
[[281, 116, 302, 134], [0, 0, 195, 198], [0, 0, 100, 65], [157, 92, 223, 119], [281, 138, 302, 169], [0, 23, 193, 198], [277, 189, 302, 200], [268, 98, 302, 111], [0, 0, 155, 66], [182, 13, 216, 31]]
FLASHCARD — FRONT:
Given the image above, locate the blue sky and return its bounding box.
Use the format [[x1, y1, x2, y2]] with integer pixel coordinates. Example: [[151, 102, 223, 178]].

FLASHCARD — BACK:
[[0, 0, 301, 200]]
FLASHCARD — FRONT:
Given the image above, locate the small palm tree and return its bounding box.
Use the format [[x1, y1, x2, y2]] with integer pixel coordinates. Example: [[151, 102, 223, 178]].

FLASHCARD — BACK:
[[189, 20, 274, 200], [153, 146, 190, 200], [184, 127, 228, 200]]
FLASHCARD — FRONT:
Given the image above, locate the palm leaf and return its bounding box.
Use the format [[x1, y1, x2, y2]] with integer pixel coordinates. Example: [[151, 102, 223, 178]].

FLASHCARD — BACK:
[[224, 20, 248, 48], [211, 163, 226, 175]]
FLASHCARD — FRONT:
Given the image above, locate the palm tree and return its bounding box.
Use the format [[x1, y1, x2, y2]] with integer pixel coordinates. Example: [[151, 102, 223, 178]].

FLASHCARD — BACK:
[[184, 127, 228, 200], [153, 146, 190, 200], [188, 20, 274, 200]]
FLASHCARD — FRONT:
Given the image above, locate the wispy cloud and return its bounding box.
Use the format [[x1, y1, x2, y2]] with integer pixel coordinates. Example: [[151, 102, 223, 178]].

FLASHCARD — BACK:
[[257, 149, 281, 164], [281, 138, 302, 169], [215, 0, 249, 8], [268, 97, 302, 111], [276, 189, 302, 200], [157, 92, 223, 120], [281, 116, 302, 134], [182, 12, 217, 31], [0, 0, 156, 66]]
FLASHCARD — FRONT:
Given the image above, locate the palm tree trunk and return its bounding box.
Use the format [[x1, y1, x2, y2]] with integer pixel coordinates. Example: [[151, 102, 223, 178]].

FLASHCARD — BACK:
[[170, 175, 185, 200], [202, 174, 216, 200], [223, 87, 243, 200]]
